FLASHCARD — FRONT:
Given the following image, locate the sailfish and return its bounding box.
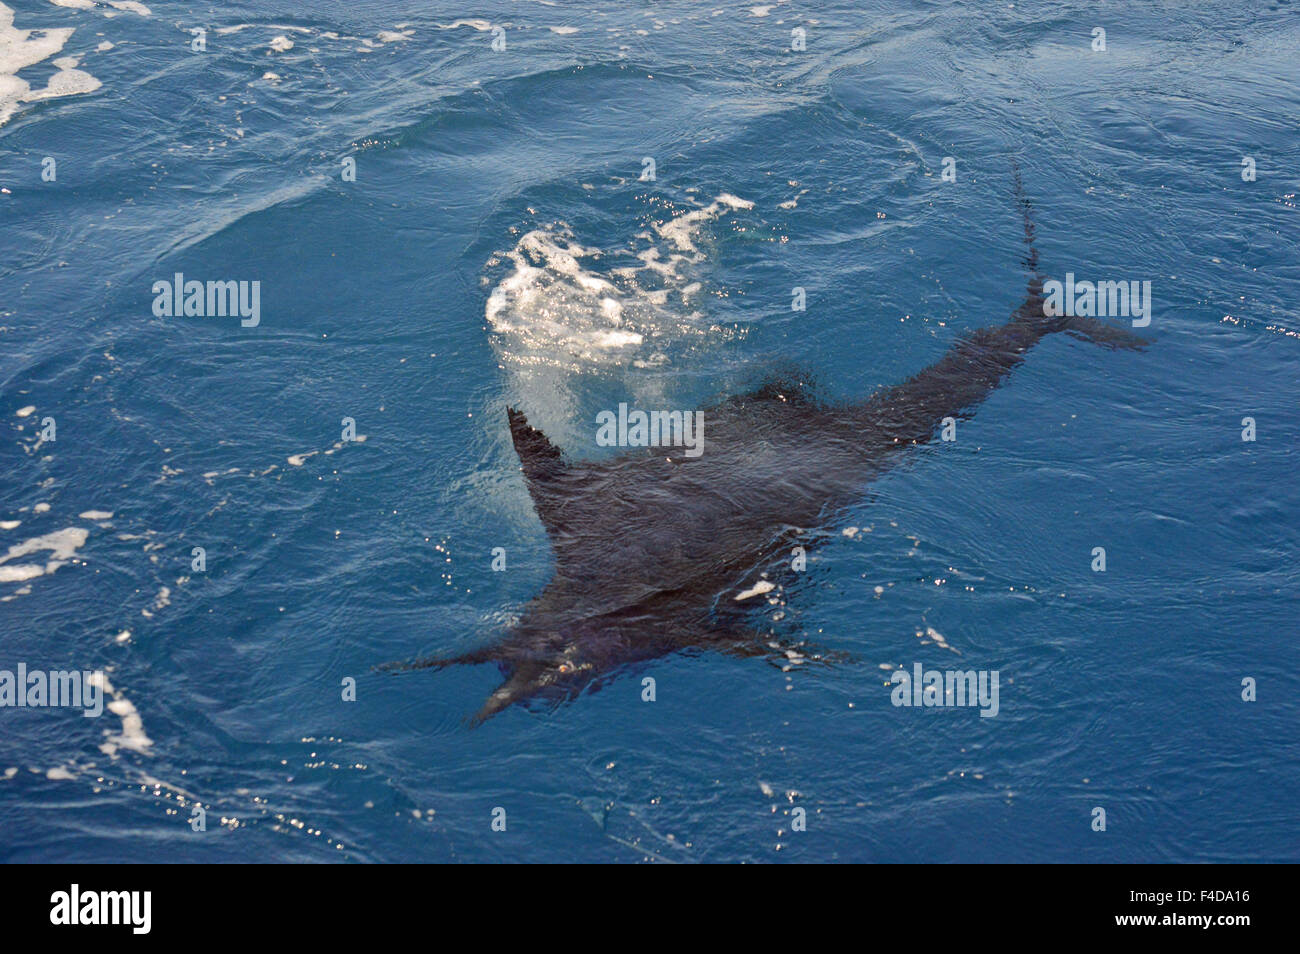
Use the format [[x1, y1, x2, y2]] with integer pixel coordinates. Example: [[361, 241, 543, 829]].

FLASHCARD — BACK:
[[382, 171, 1149, 723]]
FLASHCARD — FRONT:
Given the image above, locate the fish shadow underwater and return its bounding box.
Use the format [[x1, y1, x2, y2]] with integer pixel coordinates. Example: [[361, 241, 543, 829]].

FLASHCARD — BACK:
[[380, 172, 1151, 724]]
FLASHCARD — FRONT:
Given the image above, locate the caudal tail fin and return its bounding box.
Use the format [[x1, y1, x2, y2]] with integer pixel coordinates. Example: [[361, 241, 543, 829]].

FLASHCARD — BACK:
[[1012, 161, 1046, 313], [1057, 314, 1151, 350], [1011, 162, 1151, 351]]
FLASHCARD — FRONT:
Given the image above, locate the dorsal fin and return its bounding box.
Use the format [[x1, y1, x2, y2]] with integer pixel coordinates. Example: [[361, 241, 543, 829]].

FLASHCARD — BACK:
[[506, 407, 568, 536]]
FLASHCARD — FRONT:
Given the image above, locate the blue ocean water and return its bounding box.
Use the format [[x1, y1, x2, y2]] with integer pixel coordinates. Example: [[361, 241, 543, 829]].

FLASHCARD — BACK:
[[1, 0, 1297, 863]]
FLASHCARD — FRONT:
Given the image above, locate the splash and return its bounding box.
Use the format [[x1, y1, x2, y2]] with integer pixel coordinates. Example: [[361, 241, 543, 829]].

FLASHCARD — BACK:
[[485, 192, 752, 373]]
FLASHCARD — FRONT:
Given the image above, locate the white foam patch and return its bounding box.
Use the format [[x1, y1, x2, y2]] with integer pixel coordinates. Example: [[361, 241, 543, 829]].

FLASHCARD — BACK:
[[210, 23, 409, 71], [779, 188, 808, 210], [19, 59, 94, 98], [287, 434, 366, 468], [437, 19, 492, 31], [216, 23, 312, 35], [87, 671, 152, 755], [0, 526, 88, 583], [140, 585, 169, 618], [78, 509, 113, 520], [734, 579, 775, 601], [918, 625, 961, 655], [654, 193, 754, 254], [1, 3, 101, 126]]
